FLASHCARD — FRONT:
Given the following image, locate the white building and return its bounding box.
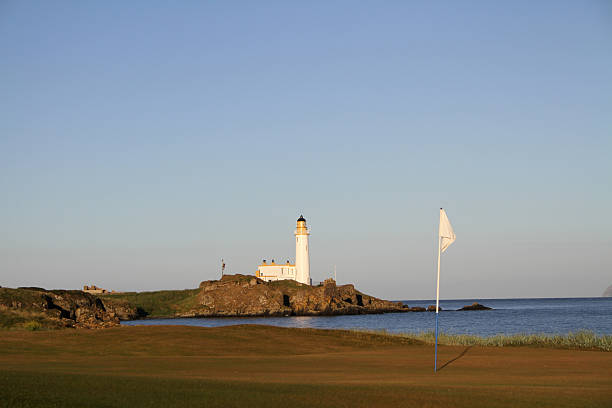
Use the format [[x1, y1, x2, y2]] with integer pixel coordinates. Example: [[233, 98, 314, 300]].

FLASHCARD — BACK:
[[256, 215, 311, 285]]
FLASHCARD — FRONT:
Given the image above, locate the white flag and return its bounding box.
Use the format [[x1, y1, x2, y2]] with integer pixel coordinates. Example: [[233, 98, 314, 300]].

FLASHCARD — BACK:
[[439, 208, 456, 253]]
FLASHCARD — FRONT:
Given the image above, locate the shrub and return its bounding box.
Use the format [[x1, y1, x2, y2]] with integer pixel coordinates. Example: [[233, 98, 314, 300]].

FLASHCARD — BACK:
[[24, 321, 42, 331]]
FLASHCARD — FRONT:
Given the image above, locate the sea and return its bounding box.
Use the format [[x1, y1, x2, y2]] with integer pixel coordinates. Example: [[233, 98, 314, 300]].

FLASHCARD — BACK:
[[121, 297, 612, 336]]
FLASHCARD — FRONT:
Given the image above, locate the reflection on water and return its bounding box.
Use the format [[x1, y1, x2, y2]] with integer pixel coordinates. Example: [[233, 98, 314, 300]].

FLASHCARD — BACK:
[[121, 297, 612, 336], [291, 316, 317, 328]]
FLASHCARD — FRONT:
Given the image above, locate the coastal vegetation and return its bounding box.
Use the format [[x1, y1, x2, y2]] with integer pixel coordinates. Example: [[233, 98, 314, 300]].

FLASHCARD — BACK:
[[0, 288, 55, 330], [359, 330, 612, 352], [0, 287, 119, 330], [100, 288, 200, 318], [1, 325, 610, 408], [0, 309, 60, 330]]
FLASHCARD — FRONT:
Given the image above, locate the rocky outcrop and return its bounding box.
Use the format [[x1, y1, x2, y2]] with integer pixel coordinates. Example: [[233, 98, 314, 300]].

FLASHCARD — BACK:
[[458, 302, 492, 311], [176, 275, 406, 317], [101, 298, 142, 320], [0, 287, 121, 329]]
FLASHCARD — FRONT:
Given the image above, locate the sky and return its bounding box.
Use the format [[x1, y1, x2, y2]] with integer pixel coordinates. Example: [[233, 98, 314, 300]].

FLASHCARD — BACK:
[[1, 1, 611, 300]]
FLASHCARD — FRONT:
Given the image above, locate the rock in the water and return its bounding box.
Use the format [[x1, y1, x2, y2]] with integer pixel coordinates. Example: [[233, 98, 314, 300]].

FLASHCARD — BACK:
[[426, 305, 442, 312], [184, 274, 406, 317], [603, 285, 612, 297], [403, 306, 426, 312], [458, 302, 492, 311]]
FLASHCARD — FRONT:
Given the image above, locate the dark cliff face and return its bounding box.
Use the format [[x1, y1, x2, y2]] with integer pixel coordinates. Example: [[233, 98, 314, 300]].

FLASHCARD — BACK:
[[181, 274, 405, 318], [0, 287, 122, 329]]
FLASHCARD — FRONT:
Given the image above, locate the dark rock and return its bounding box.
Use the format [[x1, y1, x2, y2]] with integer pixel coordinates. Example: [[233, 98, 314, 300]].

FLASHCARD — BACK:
[[402, 305, 427, 312], [426, 305, 442, 312], [458, 302, 492, 311]]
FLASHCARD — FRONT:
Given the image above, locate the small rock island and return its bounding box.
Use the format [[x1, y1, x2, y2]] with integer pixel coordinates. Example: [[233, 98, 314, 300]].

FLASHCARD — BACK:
[[458, 302, 492, 311], [190, 274, 405, 317]]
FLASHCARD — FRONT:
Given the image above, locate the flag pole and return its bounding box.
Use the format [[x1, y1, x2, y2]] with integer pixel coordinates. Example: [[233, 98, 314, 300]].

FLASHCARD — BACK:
[[435, 208, 442, 373]]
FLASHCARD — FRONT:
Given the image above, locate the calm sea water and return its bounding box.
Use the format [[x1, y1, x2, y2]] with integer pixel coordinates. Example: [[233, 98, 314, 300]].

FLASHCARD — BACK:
[[121, 297, 612, 336]]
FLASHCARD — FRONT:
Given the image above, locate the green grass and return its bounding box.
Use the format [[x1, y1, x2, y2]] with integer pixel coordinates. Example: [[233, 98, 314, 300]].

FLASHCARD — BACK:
[[100, 289, 200, 318], [358, 329, 612, 351]]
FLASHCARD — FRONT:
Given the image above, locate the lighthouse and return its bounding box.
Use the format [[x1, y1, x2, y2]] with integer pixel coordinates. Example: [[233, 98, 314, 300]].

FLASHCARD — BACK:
[[256, 215, 311, 285], [295, 215, 311, 285]]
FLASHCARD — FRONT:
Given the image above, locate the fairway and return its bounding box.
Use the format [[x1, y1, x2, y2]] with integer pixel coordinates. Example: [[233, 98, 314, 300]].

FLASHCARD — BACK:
[[1, 325, 611, 408]]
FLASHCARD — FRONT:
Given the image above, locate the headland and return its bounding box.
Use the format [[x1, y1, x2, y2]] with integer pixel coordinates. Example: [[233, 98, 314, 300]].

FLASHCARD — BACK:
[[100, 274, 408, 320], [1, 274, 496, 330]]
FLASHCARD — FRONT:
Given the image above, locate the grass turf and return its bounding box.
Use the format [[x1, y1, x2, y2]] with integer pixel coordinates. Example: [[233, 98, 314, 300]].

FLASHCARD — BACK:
[[100, 289, 200, 318], [0, 325, 611, 408]]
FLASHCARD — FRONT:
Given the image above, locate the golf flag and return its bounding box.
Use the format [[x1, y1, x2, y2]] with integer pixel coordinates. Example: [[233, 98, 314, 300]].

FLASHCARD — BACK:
[[435, 208, 456, 373], [439, 209, 455, 253]]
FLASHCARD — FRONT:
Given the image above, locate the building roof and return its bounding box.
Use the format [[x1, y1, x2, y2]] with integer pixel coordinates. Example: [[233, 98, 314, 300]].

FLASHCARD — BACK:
[[259, 263, 295, 268], [297, 215, 306, 222]]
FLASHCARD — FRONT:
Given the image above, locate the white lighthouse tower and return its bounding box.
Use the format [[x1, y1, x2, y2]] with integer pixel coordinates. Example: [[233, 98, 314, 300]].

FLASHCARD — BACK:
[[294, 215, 310, 285]]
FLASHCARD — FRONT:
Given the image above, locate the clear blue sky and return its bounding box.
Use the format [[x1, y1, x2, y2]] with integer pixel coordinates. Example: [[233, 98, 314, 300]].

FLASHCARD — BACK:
[[1, 1, 611, 299]]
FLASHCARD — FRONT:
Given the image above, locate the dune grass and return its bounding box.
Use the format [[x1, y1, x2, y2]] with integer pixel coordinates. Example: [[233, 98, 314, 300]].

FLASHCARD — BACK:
[[358, 329, 612, 351]]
